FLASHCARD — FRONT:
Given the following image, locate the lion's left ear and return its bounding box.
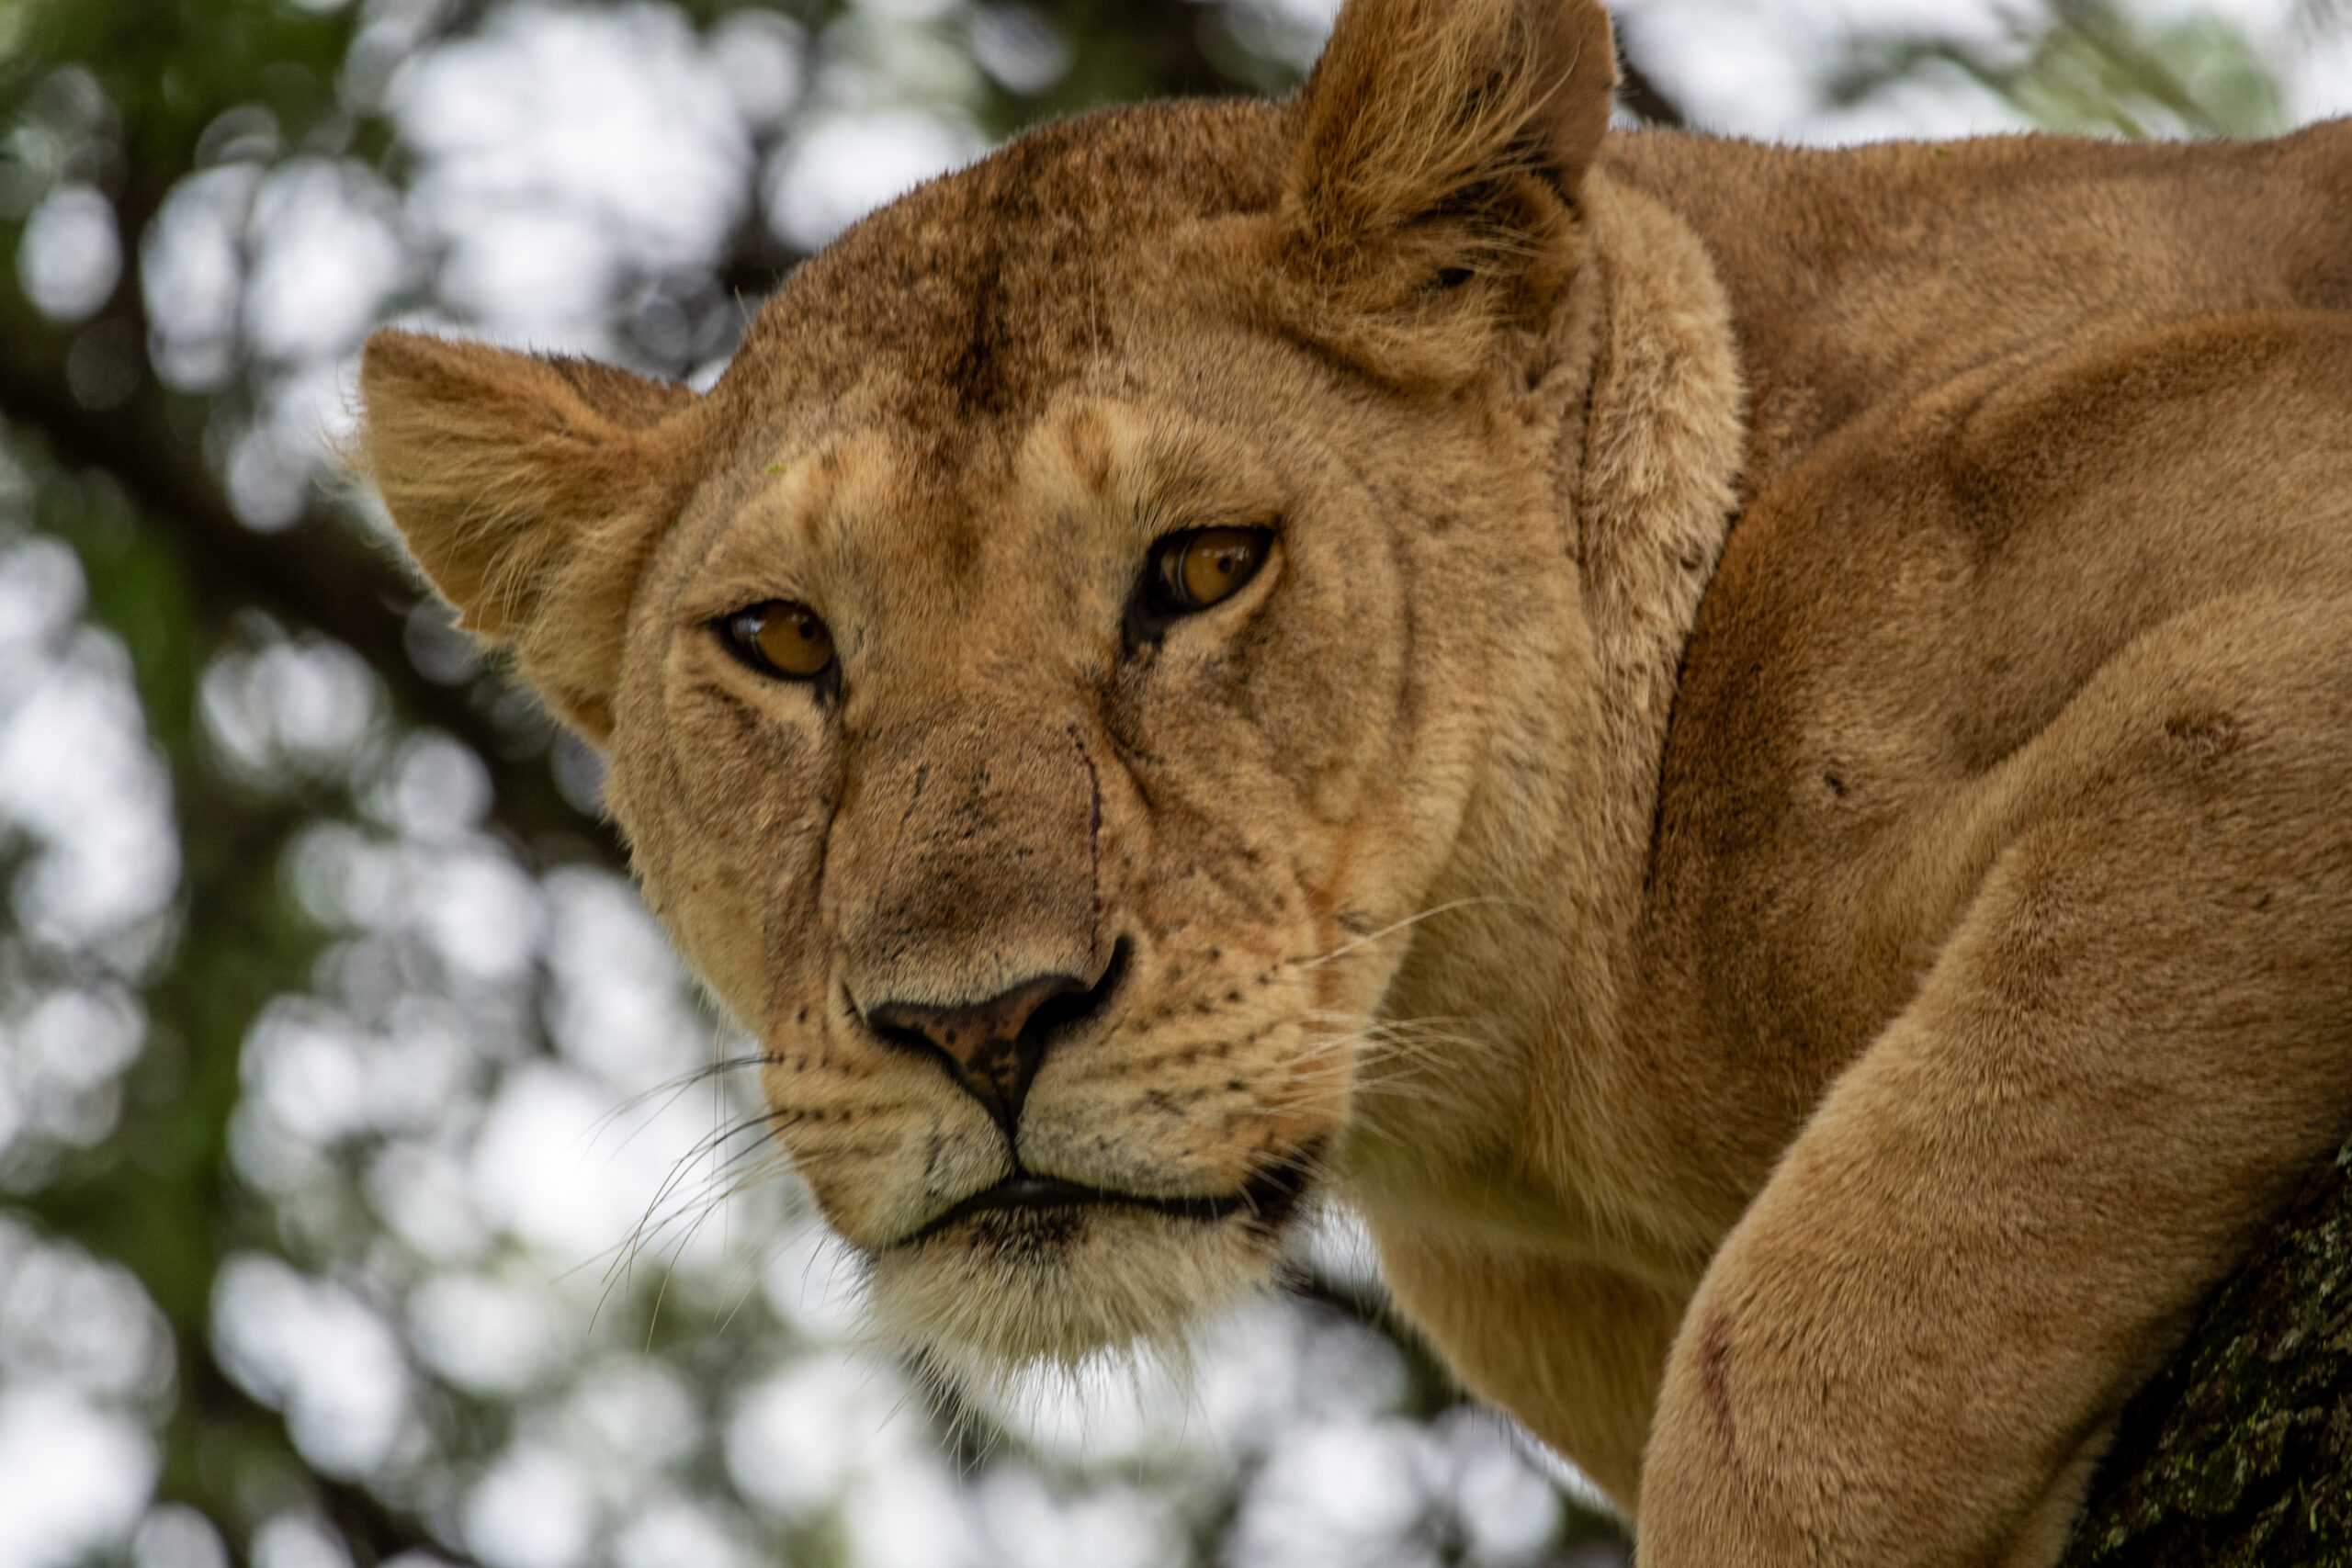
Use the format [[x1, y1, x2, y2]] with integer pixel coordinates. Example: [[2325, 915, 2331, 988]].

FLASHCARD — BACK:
[[356, 330, 705, 745], [1269, 0, 1617, 382]]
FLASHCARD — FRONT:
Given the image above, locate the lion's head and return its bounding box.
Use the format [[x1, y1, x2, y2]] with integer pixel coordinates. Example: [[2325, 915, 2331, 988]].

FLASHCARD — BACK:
[[357, 0, 1688, 1377]]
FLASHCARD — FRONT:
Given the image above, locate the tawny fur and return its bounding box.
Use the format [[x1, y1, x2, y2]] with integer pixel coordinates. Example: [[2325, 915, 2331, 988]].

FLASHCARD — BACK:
[[355, 0, 2352, 1562]]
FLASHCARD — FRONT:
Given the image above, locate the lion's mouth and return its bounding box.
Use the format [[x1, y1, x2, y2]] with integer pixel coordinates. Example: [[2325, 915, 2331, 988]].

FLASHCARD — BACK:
[[898, 1150, 1320, 1247]]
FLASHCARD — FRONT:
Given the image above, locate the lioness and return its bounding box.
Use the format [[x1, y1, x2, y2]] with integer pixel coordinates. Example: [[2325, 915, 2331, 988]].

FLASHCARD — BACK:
[[355, 0, 2352, 1560]]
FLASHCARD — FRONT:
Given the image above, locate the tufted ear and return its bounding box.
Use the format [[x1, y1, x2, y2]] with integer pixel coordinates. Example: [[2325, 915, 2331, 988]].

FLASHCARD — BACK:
[[1269, 0, 1617, 382], [356, 330, 703, 745]]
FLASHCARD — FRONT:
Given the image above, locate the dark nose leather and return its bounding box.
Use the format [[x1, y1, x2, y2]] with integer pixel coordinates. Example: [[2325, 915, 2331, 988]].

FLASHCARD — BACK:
[[863, 948, 1123, 1131], [867, 973, 1084, 1067]]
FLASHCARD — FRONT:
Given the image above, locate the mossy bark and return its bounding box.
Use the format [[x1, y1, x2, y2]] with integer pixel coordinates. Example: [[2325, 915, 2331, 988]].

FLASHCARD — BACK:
[[2059, 1141, 2352, 1567]]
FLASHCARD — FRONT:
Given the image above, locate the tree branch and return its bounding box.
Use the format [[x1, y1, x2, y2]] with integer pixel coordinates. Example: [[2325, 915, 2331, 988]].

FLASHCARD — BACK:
[[1615, 53, 1689, 128], [178, 1336, 492, 1568], [2061, 1140, 2352, 1565], [1613, 19, 1690, 129]]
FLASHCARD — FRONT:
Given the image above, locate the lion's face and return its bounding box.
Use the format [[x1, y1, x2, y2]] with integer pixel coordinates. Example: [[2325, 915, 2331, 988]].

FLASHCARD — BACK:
[[358, 0, 1617, 1373], [604, 128, 1580, 1372]]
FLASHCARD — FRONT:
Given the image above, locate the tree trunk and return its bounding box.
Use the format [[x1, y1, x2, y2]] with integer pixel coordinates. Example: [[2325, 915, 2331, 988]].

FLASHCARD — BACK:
[[2059, 1140, 2352, 1566]]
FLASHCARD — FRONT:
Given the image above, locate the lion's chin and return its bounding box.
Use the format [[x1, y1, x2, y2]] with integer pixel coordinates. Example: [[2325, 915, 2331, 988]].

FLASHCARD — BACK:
[[864, 1204, 1290, 1379]]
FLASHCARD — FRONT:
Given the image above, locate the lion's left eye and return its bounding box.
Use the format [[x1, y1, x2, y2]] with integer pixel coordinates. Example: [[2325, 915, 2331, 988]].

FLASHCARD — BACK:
[[1147, 527, 1272, 615]]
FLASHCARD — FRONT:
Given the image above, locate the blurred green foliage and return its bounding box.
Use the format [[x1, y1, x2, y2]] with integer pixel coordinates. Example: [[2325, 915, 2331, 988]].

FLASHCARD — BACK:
[[1829, 0, 2289, 139]]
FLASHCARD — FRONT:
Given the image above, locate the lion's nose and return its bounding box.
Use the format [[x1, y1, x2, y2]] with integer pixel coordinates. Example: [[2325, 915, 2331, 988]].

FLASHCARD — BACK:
[[862, 944, 1126, 1132], [868, 973, 1079, 1066]]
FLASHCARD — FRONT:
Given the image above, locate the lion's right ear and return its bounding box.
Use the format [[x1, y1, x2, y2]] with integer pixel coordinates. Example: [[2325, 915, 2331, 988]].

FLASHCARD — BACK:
[[356, 330, 703, 745]]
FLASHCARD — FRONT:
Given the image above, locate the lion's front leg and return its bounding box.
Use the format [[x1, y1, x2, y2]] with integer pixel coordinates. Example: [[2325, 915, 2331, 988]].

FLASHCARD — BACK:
[[1639, 735, 2352, 1566]]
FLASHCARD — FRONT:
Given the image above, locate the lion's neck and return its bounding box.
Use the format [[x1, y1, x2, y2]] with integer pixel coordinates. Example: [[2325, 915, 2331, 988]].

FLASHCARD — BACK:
[[1562, 175, 1747, 969], [1349, 178, 1746, 1273]]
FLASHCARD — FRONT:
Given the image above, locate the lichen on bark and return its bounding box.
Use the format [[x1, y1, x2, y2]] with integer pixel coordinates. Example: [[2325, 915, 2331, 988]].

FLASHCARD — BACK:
[[2060, 1139, 2352, 1567]]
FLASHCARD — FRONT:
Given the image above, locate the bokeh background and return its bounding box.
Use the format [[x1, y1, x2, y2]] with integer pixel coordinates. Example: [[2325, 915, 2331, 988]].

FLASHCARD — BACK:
[[0, 2, 2347, 1566]]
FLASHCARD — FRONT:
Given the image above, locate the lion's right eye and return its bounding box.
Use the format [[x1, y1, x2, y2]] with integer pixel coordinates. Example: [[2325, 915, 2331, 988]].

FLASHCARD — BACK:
[[718, 601, 835, 681]]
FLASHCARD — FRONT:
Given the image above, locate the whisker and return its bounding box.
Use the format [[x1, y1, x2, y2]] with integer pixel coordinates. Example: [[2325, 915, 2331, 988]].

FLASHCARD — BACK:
[[581, 1104, 801, 1330], [1288, 894, 1528, 970], [585, 1053, 776, 1154], [633, 1145, 797, 1349], [603, 1113, 781, 1282], [710, 1215, 792, 1337]]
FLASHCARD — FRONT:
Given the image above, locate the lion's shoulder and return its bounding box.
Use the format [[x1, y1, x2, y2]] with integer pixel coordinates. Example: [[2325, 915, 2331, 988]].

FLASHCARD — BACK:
[[1643, 298, 2352, 1103]]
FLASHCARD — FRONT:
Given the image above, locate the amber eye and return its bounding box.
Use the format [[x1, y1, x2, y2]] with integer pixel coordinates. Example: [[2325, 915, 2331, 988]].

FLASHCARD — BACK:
[[720, 601, 835, 680], [1148, 527, 1272, 615]]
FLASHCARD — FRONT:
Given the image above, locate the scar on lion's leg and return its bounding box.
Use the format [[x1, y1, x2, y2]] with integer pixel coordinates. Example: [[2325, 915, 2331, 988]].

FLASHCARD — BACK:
[[1698, 1308, 1737, 1463]]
